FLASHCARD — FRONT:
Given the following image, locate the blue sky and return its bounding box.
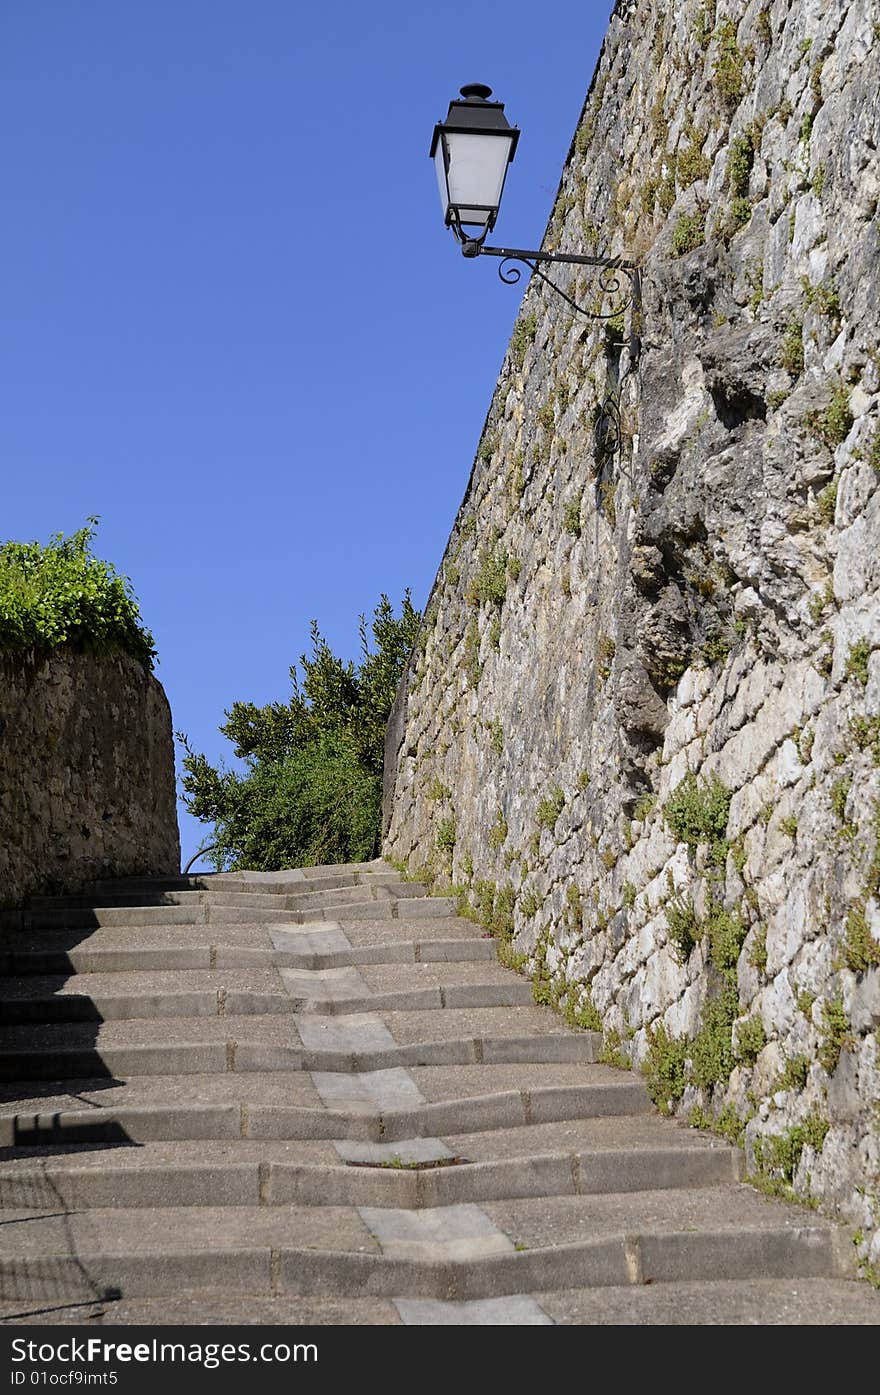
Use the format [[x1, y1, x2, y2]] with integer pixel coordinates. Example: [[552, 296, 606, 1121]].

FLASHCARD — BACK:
[[1, 1, 612, 867]]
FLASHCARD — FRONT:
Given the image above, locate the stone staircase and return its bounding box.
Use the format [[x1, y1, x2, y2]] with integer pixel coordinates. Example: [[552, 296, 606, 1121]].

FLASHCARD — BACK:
[[1, 861, 877, 1326]]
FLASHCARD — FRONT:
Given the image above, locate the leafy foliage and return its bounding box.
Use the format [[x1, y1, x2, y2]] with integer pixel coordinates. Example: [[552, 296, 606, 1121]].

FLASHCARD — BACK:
[[179, 594, 420, 870], [0, 518, 156, 669]]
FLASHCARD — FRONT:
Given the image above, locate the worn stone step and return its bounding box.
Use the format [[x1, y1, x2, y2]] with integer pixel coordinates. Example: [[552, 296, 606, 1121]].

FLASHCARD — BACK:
[[0, 936, 497, 978], [0, 1137, 742, 1210], [0, 1029, 603, 1085], [0, 990, 295, 1024], [6, 1275, 879, 1327], [397, 1277, 880, 1326], [0, 1210, 853, 1306], [1, 1078, 653, 1146], [25, 905, 208, 930]]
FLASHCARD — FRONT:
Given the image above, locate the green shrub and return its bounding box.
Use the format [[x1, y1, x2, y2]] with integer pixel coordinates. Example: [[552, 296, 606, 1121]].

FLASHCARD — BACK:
[[0, 518, 156, 668], [179, 593, 420, 870]]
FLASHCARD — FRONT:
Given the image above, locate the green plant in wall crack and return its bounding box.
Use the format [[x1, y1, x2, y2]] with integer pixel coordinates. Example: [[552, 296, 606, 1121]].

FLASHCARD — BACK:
[[665, 894, 702, 964], [488, 807, 509, 851], [536, 786, 566, 831], [466, 543, 509, 608], [753, 1112, 829, 1184], [435, 813, 456, 857], [643, 1021, 688, 1114], [672, 212, 706, 257], [842, 901, 880, 974], [664, 773, 732, 865], [818, 994, 851, 1074], [734, 1015, 766, 1064]]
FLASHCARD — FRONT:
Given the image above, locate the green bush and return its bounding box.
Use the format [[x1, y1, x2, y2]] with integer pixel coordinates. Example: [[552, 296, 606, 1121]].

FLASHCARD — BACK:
[[179, 593, 420, 870], [0, 518, 156, 668]]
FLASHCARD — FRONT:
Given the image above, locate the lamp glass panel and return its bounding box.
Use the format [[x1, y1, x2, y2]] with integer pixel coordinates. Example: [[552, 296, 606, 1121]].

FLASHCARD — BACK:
[[434, 141, 451, 218], [444, 130, 514, 225]]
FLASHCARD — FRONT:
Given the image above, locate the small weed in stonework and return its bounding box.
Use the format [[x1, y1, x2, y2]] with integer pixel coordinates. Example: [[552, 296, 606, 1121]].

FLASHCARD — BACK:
[[489, 718, 504, 757], [754, 1112, 829, 1184], [802, 276, 842, 321], [596, 633, 616, 681], [818, 994, 850, 1074], [734, 1015, 765, 1064], [672, 212, 706, 256], [488, 808, 508, 851], [843, 901, 880, 974], [850, 715, 880, 764], [536, 786, 566, 831], [807, 384, 852, 449], [748, 924, 768, 974], [643, 1022, 688, 1114], [519, 885, 542, 919], [564, 492, 583, 538], [510, 314, 537, 371], [435, 814, 456, 856], [665, 895, 702, 964], [578, 769, 592, 792], [780, 320, 804, 374], [845, 639, 870, 686], [830, 775, 851, 824], [713, 18, 745, 111], [633, 792, 656, 822], [664, 773, 732, 863]]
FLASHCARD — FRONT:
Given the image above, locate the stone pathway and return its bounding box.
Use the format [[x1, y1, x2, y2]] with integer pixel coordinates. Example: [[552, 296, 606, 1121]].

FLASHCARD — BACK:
[[1, 862, 878, 1325]]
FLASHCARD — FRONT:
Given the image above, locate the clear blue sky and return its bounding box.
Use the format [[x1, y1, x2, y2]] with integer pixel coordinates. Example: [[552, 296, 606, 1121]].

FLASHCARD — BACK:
[[1, 0, 612, 868]]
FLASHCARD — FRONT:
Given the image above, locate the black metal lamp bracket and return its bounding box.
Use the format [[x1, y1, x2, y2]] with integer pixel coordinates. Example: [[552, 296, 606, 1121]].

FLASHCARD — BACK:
[[459, 238, 642, 367]]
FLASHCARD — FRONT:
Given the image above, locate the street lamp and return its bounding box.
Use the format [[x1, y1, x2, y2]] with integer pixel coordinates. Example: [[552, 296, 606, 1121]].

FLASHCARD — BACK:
[[430, 84, 641, 361]]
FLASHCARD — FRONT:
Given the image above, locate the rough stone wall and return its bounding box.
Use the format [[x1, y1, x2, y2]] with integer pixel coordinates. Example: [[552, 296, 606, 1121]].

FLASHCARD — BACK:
[[0, 647, 180, 904], [385, 0, 880, 1264]]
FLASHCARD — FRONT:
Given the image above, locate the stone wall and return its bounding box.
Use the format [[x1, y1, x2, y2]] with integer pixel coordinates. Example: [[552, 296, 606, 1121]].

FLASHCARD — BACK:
[[385, 0, 880, 1266], [0, 647, 179, 904]]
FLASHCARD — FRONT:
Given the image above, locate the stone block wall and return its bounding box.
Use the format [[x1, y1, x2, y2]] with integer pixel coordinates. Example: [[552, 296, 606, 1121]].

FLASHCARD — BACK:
[[0, 647, 180, 904], [385, 0, 880, 1264]]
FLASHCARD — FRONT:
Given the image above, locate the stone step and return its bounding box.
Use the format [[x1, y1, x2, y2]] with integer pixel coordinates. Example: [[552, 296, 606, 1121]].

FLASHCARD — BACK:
[[0, 1139, 742, 1210], [0, 990, 295, 1024], [0, 1201, 853, 1306], [0, 1030, 603, 1084], [6, 1276, 878, 1328], [0, 976, 535, 1024], [1, 1078, 653, 1146], [0, 936, 497, 977]]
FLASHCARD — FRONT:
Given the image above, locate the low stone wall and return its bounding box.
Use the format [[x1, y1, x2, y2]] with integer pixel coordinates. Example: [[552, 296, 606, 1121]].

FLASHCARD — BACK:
[[385, 0, 880, 1268], [0, 646, 179, 904]]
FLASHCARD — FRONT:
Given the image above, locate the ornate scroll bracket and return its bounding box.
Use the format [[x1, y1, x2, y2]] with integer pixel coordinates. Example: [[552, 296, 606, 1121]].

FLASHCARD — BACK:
[[459, 237, 642, 366]]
